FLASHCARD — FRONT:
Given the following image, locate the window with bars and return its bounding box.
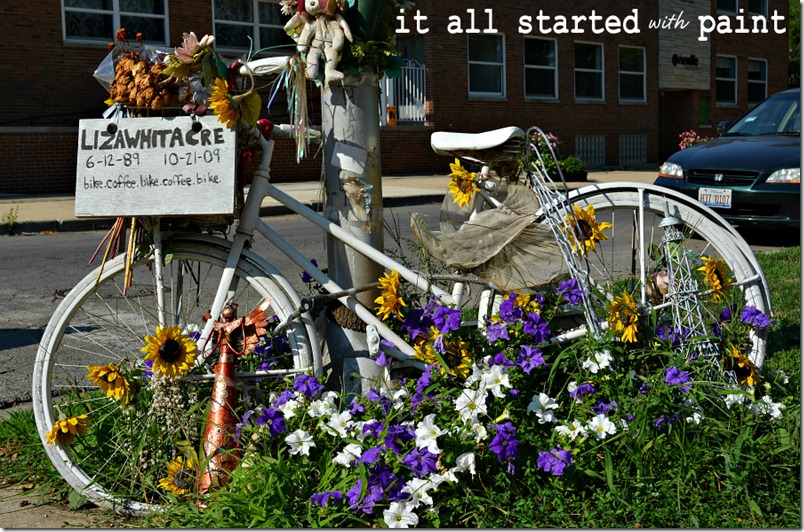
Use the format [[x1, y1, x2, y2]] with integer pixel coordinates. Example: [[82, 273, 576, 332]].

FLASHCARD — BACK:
[[524, 37, 557, 100], [468, 34, 506, 99], [62, 0, 168, 44], [574, 42, 604, 101], [213, 0, 295, 54]]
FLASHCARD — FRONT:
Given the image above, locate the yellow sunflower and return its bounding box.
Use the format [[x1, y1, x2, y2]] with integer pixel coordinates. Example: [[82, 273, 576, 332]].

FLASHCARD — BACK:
[[697, 255, 732, 302], [413, 337, 473, 379], [208, 77, 239, 129], [725, 343, 760, 388], [158, 456, 197, 496], [564, 204, 612, 256], [374, 270, 406, 320], [447, 158, 476, 207], [86, 362, 130, 401], [141, 325, 197, 379], [45, 414, 88, 446], [607, 291, 639, 343]]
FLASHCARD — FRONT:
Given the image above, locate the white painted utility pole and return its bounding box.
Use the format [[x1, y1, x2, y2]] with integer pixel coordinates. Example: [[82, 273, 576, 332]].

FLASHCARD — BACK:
[[321, 71, 385, 394]]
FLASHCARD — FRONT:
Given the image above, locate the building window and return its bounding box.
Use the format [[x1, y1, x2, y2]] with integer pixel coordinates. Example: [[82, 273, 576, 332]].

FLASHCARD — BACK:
[[747, 58, 768, 104], [62, 0, 168, 44], [574, 42, 604, 101], [214, 0, 295, 53], [717, 0, 738, 14], [468, 34, 506, 99], [619, 46, 645, 102], [524, 37, 557, 100], [715, 56, 737, 106], [748, 0, 768, 16]]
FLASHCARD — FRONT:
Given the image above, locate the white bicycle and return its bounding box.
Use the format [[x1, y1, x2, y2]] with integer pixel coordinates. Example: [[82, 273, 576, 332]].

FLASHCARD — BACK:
[[32, 56, 772, 514]]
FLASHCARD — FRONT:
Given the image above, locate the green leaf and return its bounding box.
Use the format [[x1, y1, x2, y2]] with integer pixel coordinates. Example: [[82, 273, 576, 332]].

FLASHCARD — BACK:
[[235, 90, 262, 127], [68, 489, 88, 510], [747, 497, 763, 517], [604, 450, 616, 493]]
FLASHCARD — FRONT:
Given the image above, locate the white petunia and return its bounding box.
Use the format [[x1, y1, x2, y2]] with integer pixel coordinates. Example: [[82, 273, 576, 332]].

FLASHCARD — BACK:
[[401, 477, 436, 508], [554, 419, 587, 440], [686, 412, 704, 425], [276, 398, 300, 419], [324, 410, 352, 439], [332, 442, 362, 467], [383, 501, 419, 528], [307, 391, 338, 418], [748, 395, 786, 419], [480, 364, 511, 398], [586, 414, 617, 440], [722, 392, 746, 409], [527, 392, 559, 424], [285, 429, 315, 456], [414, 413, 445, 454], [582, 350, 613, 374], [455, 388, 488, 422], [450, 452, 476, 478]]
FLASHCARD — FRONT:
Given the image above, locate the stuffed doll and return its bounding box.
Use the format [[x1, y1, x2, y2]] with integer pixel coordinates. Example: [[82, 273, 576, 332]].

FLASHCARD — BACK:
[[284, 0, 353, 86]]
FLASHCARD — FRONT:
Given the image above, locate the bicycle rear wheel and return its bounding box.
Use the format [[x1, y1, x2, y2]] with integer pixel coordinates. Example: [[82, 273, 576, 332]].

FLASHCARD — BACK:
[[544, 183, 771, 369], [32, 234, 317, 514]]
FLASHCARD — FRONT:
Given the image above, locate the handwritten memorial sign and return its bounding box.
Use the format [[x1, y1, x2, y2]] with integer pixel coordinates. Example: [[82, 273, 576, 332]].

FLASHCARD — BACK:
[[75, 115, 236, 217]]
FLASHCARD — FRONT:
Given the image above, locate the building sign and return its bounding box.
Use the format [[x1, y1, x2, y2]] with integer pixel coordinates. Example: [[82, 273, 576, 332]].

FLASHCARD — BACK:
[[75, 115, 236, 217], [671, 53, 699, 67]]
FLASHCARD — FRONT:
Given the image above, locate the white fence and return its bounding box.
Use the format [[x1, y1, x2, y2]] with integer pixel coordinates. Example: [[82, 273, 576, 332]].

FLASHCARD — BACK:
[[380, 59, 427, 125]]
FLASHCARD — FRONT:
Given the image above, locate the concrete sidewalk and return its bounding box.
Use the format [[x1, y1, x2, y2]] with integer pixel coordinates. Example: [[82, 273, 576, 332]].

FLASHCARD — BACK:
[[0, 170, 657, 235]]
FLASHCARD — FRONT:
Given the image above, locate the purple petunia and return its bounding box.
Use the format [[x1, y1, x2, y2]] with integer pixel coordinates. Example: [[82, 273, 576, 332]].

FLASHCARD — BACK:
[[558, 278, 585, 305], [499, 295, 524, 324], [517, 345, 547, 374], [362, 420, 385, 439], [569, 382, 596, 398], [537, 446, 573, 476], [485, 321, 510, 344], [433, 306, 462, 334], [349, 396, 366, 416], [488, 421, 520, 465], [254, 407, 287, 438], [358, 445, 385, 466], [740, 306, 775, 330], [402, 308, 434, 341], [592, 400, 618, 415], [310, 490, 342, 507], [293, 374, 323, 398], [656, 325, 683, 346], [523, 312, 551, 343], [384, 424, 415, 454], [402, 447, 439, 478], [665, 365, 692, 393], [490, 351, 516, 368]]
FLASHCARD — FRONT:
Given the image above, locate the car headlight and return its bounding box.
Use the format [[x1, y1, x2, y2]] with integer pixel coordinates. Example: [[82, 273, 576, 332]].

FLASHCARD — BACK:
[[659, 161, 684, 179], [766, 168, 800, 184]]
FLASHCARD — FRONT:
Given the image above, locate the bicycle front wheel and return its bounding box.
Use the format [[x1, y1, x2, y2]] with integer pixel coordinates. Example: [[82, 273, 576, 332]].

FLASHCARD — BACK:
[[548, 183, 771, 369], [32, 234, 317, 514]]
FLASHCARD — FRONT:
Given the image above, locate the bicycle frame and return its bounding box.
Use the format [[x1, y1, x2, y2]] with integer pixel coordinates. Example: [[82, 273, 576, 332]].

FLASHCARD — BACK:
[[188, 129, 473, 374]]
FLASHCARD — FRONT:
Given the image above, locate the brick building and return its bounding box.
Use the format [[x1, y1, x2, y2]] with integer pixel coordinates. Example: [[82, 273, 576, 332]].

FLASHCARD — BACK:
[[0, 0, 790, 195]]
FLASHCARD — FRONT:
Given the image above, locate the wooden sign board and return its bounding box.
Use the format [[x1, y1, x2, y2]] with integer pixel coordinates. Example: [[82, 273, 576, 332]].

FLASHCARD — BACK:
[[75, 115, 236, 217]]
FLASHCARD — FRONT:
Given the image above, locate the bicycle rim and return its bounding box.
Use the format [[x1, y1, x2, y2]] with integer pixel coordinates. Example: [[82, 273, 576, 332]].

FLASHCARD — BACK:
[[32, 236, 315, 514], [546, 183, 770, 369]]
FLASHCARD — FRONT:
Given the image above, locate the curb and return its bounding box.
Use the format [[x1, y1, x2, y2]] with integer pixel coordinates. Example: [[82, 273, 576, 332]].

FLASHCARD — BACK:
[[0, 194, 447, 236]]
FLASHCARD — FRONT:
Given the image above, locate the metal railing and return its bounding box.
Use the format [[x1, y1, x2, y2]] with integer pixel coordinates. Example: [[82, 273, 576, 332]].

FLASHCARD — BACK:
[[380, 59, 427, 125]]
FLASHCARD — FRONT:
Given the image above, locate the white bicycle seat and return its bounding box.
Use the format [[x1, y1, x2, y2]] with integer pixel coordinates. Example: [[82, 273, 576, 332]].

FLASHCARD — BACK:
[[431, 126, 525, 156]]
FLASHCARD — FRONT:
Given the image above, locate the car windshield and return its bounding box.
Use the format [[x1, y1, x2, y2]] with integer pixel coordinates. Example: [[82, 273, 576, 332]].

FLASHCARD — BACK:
[[723, 91, 800, 136]]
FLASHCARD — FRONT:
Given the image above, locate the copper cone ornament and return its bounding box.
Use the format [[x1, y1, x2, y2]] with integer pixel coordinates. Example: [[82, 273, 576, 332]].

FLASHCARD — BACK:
[[197, 299, 272, 494]]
